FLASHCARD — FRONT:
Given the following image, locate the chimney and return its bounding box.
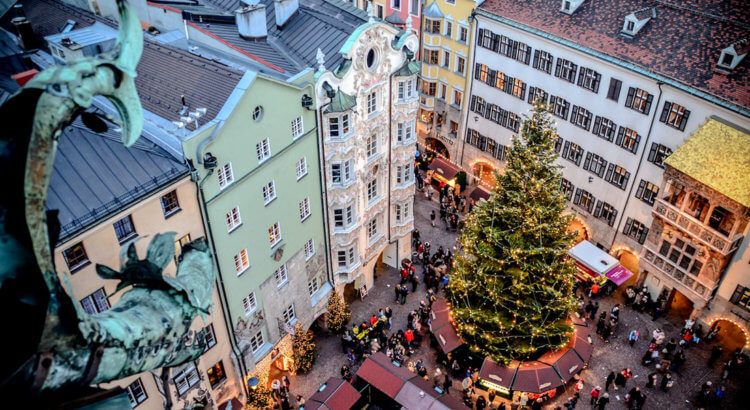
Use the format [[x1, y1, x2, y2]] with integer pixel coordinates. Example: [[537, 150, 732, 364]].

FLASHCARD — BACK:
[[274, 0, 299, 29], [236, 2, 268, 40], [11, 5, 36, 50]]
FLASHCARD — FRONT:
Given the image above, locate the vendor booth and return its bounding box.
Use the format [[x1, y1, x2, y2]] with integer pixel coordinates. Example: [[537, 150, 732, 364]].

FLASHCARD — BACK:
[[307, 377, 362, 410], [567, 241, 634, 294], [469, 186, 491, 202], [428, 298, 479, 370], [353, 352, 464, 409], [428, 157, 461, 187]]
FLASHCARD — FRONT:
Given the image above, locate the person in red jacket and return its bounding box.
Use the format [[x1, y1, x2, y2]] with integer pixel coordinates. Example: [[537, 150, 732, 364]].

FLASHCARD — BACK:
[[590, 386, 601, 405], [404, 329, 415, 345]]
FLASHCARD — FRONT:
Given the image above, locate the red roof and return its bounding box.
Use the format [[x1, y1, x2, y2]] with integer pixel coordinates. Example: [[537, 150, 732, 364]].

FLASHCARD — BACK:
[[308, 377, 361, 410], [477, 0, 750, 111], [479, 358, 520, 390], [512, 361, 564, 393]]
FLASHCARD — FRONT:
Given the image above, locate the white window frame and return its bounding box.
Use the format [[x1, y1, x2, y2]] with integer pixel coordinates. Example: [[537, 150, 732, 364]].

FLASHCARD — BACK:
[[226, 206, 241, 232], [328, 114, 351, 140], [282, 304, 296, 325], [455, 55, 466, 75], [126, 378, 148, 407], [452, 88, 463, 107], [333, 204, 355, 230], [396, 201, 411, 223], [366, 134, 378, 159], [296, 157, 308, 180], [367, 179, 378, 203], [337, 246, 358, 269], [367, 217, 378, 240], [234, 248, 249, 275], [218, 162, 233, 189], [243, 292, 257, 316], [173, 363, 200, 396], [274, 263, 289, 287], [299, 197, 311, 221], [366, 92, 377, 116], [304, 239, 315, 260], [291, 116, 304, 139], [459, 25, 468, 43], [308, 276, 320, 295], [391, 0, 400, 10], [249, 329, 264, 353], [442, 50, 450, 69], [262, 180, 276, 205], [256, 138, 271, 163], [444, 20, 452, 38], [268, 221, 282, 247], [80, 287, 110, 314]]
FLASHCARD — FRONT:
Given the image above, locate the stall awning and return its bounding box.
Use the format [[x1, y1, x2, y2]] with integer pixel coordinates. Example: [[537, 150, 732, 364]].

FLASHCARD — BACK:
[[434, 324, 463, 354], [539, 348, 584, 382], [356, 357, 407, 398], [570, 324, 594, 363], [567, 241, 618, 275], [470, 186, 491, 202], [428, 157, 461, 180], [307, 377, 361, 410], [429, 297, 464, 354], [511, 361, 564, 394], [605, 265, 634, 286], [479, 358, 519, 392]]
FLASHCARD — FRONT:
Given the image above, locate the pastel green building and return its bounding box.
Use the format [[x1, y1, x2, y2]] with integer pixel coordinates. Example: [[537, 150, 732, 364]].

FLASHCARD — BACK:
[[182, 68, 330, 381]]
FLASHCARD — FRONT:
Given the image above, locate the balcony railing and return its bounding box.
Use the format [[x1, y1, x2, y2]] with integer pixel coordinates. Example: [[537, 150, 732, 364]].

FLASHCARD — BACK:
[[642, 244, 713, 301], [653, 198, 744, 255]]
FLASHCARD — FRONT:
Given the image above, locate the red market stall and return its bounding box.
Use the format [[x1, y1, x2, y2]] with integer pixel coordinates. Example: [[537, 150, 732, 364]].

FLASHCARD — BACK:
[[567, 241, 634, 292], [469, 186, 491, 202], [428, 157, 461, 187], [307, 377, 362, 410]]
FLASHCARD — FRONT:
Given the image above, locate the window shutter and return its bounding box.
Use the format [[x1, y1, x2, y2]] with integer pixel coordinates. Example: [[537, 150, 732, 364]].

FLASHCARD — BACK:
[[575, 147, 583, 166], [478, 29, 484, 45], [524, 48, 531, 64], [573, 188, 582, 205], [583, 152, 592, 170], [555, 58, 562, 77], [730, 285, 746, 304], [604, 163, 614, 182], [613, 80, 622, 100], [571, 106, 578, 123], [571, 64, 578, 81], [562, 141, 570, 158], [533, 50, 540, 69], [679, 110, 690, 131], [593, 200, 603, 217], [577, 69, 585, 86], [625, 87, 635, 107], [593, 116, 602, 135], [615, 126, 625, 146], [520, 83, 527, 100], [659, 101, 671, 123], [639, 226, 649, 244], [644, 93, 654, 114], [474, 63, 481, 80], [492, 34, 499, 52], [563, 101, 570, 120], [635, 180, 646, 199], [598, 160, 608, 178], [594, 73, 601, 93], [623, 218, 633, 235], [633, 134, 641, 153], [484, 104, 492, 119], [470, 95, 477, 111], [609, 208, 618, 226], [528, 87, 536, 104], [622, 172, 631, 189], [647, 143, 657, 162]]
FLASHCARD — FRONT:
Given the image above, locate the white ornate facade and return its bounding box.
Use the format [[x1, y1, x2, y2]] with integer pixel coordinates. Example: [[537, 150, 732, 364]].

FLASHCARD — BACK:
[[316, 20, 420, 292]]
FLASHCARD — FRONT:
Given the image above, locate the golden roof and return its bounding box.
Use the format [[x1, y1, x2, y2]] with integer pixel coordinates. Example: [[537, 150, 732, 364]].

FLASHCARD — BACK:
[[665, 118, 750, 208]]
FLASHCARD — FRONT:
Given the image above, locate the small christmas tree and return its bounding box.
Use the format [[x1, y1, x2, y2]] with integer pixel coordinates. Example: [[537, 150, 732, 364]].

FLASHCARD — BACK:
[[291, 322, 317, 373], [246, 384, 272, 409], [326, 291, 351, 334], [446, 101, 578, 364]]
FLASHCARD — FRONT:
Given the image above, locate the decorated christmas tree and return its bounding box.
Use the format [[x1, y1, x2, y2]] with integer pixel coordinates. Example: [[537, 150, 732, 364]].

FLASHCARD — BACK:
[[446, 102, 578, 364], [291, 322, 317, 373], [326, 291, 351, 334]]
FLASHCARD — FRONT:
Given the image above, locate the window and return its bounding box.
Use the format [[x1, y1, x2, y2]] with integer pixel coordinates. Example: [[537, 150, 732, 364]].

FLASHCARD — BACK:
[[606, 78, 622, 101], [274, 263, 288, 287], [243, 292, 257, 316], [396, 165, 412, 185], [396, 202, 411, 223], [367, 217, 378, 239], [562, 141, 583, 166], [173, 363, 200, 396], [427, 19, 441, 34], [234, 249, 249, 274], [625, 87, 653, 114], [421, 80, 437, 96], [63, 242, 89, 271], [456, 56, 465, 75], [444, 21, 452, 37], [577, 67, 601, 92], [218, 163, 233, 188], [594, 201, 618, 226], [207, 361, 226, 389], [511, 78, 526, 100], [470, 95, 486, 114], [592, 116, 617, 141], [262, 181, 276, 204], [475, 63, 489, 83], [459, 26, 468, 42], [113, 215, 136, 242], [659, 102, 691, 131], [337, 246, 357, 268], [626, 20, 635, 32], [410, 0, 418, 15], [256, 138, 271, 162], [156, 191, 181, 219], [304, 239, 315, 260], [333, 205, 355, 229], [367, 179, 378, 202], [367, 92, 377, 115], [452, 89, 463, 107], [328, 114, 350, 139], [439, 83, 447, 100], [80, 287, 110, 314], [252, 106, 263, 122], [200, 324, 217, 352], [583, 153, 607, 178], [376, 3, 383, 18], [574, 188, 596, 213], [550, 96, 570, 119], [424, 49, 439, 65], [570, 106, 592, 130], [450, 121, 458, 136], [478, 29, 494, 49], [647, 143, 672, 167], [296, 157, 307, 180], [730, 285, 750, 310], [616, 127, 641, 154], [532, 50, 554, 74], [126, 378, 147, 407], [291, 116, 304, 139], [249, 330, 264, 353], [299, 197, 311, 221], [554, 58, 578, 82], [527, 87, 548, 105], [268, 222, 281, 246], [398, 79, 415, 101], [606, 164, 630, 190], [560, 178, 574, 201], [282, 304, 296, 324], [517, 43, 531, 65], [331, 160, 353, 185], [226, 206, 241, 232], [392, 0, 400, 9], [635, 180, 659, 205], [397, 121, 414, 143], [623, 218, 649, 244], [308, 277, 320, 295], [442, 50, 450, 68], [366, 134, 378, 158]]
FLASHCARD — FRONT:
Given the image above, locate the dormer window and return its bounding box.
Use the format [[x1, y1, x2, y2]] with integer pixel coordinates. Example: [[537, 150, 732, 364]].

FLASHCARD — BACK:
[[717, 39, 748, 70], [560, 0, 584, 15], [622, 7, 656, 37]]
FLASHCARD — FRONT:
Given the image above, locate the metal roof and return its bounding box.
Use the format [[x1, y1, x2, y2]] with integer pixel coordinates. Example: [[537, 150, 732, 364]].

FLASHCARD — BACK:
[[324, 88, 356, 113], [423, 1, 444, 19], [44, 21, 115, 47]]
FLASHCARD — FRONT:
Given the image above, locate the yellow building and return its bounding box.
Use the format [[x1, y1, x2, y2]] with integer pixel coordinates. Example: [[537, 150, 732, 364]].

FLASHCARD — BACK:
[[418, 0, 476, 161]]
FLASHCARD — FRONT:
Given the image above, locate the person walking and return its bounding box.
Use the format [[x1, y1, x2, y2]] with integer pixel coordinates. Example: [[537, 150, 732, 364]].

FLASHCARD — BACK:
[[488, 389, 496, 406], [660, 372, 673, 392], [614, 369, 627, 390], [430, 209, 436, 227], [629, 329, 639, 347], [590, 386, 601, 405], [605, 371, 615, 391], [645, 372, 658, 388], [596, 393, 609, 409]]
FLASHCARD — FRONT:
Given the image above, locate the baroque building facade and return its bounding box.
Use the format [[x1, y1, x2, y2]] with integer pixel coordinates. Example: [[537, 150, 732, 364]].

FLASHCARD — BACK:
[[316, 20, 420, 296]]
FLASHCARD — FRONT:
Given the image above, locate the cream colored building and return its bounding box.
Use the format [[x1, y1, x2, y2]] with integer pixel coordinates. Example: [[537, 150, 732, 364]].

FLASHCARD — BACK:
[[49, 123, 242, 409]]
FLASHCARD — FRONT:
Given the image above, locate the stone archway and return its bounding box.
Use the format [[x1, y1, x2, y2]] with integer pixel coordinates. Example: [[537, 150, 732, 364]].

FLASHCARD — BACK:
[[425, 137, 449, 159], [611, 246, 640, 288], [706, 318, 749, 353], [470, 159, 497, 186], [567, 215, 591, 244]]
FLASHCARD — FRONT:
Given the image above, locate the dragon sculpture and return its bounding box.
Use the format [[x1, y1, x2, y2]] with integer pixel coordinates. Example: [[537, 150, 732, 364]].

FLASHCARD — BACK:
[[0, 0, 216, 405]]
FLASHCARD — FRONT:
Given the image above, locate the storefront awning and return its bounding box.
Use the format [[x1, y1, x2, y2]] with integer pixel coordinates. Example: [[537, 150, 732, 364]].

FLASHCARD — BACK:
[[511, 361, 564, 394], [567, 241, 618, 275], [605, 265, 634, 286], [479, 358, 519, 393], [470, 186, 491, 202], [428, 157, 461, 180], [307, 377, 361, 410]]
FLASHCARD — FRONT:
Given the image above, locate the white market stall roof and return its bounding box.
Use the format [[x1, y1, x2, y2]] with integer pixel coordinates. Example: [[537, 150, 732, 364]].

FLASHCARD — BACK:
[[567, 240, 618, 275]]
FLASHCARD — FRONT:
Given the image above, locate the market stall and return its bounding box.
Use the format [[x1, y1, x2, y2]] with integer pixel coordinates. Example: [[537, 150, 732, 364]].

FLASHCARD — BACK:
[[428, 157, 461, 187], [428, 297, 467, 358], [567, 240, 634, 293], [307, 377, 362, 410], [469, 186, 491, 202]]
